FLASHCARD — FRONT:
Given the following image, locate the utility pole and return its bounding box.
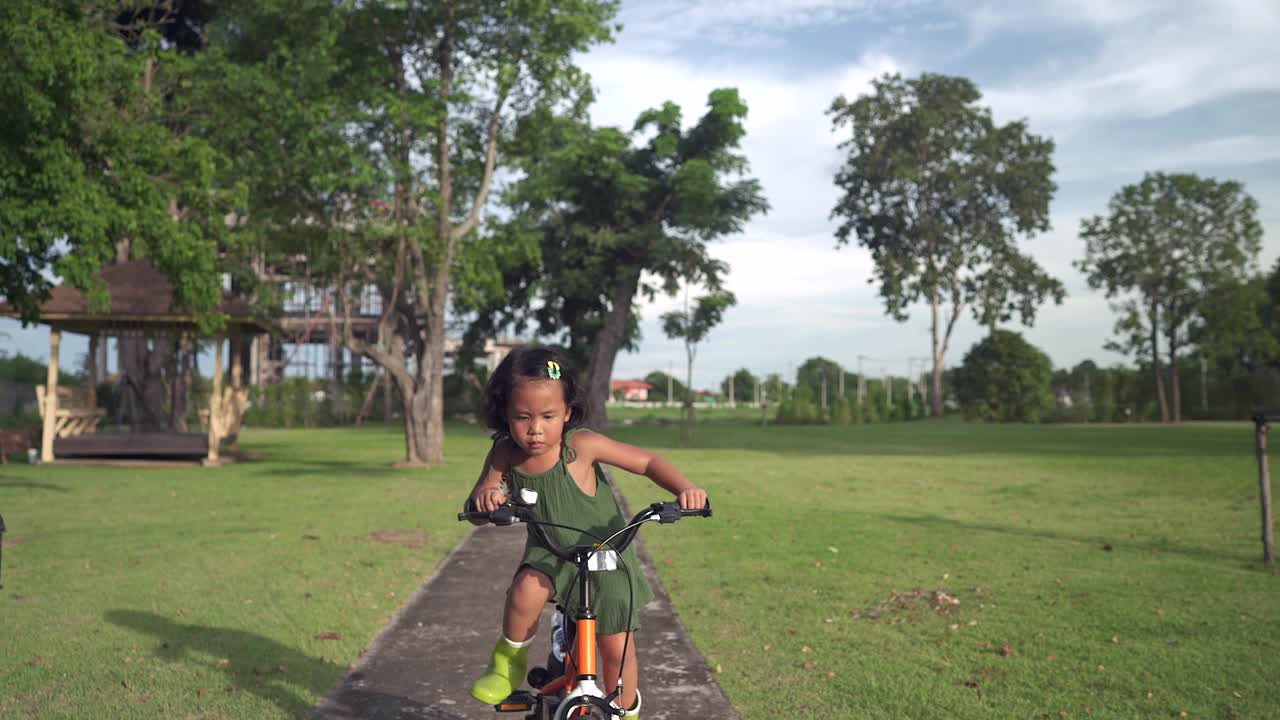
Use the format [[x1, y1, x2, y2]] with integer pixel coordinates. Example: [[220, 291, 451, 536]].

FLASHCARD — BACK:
[[883, 368, 892, 405], [857, 355, 869, 403], [667, 361, 674, 407], [1201, 354, 1209, 413]]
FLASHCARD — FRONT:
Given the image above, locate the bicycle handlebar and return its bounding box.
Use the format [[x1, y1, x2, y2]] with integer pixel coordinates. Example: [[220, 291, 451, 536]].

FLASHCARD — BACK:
[[458, 496, 711, 561]]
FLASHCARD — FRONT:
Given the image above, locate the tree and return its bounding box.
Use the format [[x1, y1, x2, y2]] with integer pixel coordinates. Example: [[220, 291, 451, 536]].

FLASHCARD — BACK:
[[490, 90, 768, 426], [1, 1, 236, 324], [296, 0, 618, 464], [796, 356, 845, 409], [1195, 261, 1280, 375], [661, 277, 735, 434], [953, 330, 1054, 423], [720, 368, 756, 404], [1076, 172, 1263, 422], [829, 73, 1063, 417], [643, 371, 686, 404]]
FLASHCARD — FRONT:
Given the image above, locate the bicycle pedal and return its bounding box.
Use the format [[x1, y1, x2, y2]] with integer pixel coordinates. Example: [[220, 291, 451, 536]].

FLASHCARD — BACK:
[[494, 690, 537, 712]]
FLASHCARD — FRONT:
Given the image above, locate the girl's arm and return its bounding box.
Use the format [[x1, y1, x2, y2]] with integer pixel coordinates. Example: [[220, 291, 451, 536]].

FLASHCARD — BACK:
[[575, 432, 707, 510], [467, 441, 511, 523]]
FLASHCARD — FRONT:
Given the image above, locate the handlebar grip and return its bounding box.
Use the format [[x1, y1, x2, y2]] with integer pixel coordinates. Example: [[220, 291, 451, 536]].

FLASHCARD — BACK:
[[680, 499, 712, 518], [458, 511, 490, 522]]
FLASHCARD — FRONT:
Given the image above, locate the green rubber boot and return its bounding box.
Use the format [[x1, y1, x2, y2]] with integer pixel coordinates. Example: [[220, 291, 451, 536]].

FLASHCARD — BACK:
[[469, 637, 528, 705]]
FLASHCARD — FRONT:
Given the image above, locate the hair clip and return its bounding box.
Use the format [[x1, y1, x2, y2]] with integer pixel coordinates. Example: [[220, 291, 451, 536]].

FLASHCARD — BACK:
[[547, 360, 562, 380]]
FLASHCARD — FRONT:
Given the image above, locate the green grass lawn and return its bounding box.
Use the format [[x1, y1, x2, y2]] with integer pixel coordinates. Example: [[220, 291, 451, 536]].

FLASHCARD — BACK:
[[608, 421, 1280, 719], [2, 420, 1277, 719], [0, 423, 490, 719]]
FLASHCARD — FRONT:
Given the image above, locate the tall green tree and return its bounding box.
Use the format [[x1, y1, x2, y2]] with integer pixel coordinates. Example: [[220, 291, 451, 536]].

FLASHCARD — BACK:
[[1, 1, 237, 325], [1076, 172, 1263, 422], [283, 0, 619, 464], [490, 89, 768, 425], [828, 73, 1063, 417], [661, 272, 735, 433], [1194, 257, 1280, 375], [953, 330, 1054, 423]]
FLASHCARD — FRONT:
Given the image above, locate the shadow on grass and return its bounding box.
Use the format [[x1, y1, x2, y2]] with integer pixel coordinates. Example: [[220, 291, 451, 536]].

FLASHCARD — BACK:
[[103, 609, 409, 718], [251, 459, 408, 479], [883, 513, 1260, 568], [609, 420, 1256, 459], [0, 477, 70, 492]]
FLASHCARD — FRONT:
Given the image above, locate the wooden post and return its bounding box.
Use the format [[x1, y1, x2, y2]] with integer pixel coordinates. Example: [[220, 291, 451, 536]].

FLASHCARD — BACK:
[[41, 329, 61, 462], [87, 332, 99, 395], [206, 336, 223, 464], [1255, 417, 1275, 564], [230, 331, 243, 389]]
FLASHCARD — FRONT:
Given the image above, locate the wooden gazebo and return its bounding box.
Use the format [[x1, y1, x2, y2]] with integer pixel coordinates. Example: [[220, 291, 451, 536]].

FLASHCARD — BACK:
[[0, 261, 271, 464]]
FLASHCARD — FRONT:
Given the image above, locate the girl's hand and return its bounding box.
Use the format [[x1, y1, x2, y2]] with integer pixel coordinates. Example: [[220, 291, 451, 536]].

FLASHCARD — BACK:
[[677, 486, 707, 511], [473, 486, 509, 513]]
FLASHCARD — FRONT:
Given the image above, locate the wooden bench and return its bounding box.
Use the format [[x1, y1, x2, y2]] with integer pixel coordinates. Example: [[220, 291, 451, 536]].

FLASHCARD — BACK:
[[35, 385, 106, 438]]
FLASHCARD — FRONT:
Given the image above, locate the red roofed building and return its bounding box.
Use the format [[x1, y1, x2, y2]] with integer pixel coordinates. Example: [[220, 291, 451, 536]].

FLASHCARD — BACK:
[[611, 379, 654, 402]]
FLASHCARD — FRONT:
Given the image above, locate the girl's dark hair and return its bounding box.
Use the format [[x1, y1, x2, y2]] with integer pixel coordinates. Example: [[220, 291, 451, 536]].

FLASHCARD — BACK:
[[483, 346, 588, 434]]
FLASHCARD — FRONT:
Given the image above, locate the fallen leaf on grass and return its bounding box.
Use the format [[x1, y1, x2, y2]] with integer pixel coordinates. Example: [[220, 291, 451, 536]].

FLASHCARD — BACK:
[[801, 646, 812, 653], [802, 661, 815, 670], [216, 659, 230, 668], [315, 632, 343, 640], [1000, 643, 1012, 657], [24, 657, 42, 666]]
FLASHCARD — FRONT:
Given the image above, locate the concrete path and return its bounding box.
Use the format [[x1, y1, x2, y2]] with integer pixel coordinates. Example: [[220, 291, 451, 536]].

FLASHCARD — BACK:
[[312, 490, 738, 720]]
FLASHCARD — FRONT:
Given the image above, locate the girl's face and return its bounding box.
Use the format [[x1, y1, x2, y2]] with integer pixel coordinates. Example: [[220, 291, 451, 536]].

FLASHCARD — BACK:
[[506, 379, 572, 458]]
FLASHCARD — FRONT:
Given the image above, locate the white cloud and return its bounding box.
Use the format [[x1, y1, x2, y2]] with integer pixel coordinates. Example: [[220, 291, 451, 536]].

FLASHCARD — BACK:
[[974, 1, 1280, 137], [615, 0, 935, 50]]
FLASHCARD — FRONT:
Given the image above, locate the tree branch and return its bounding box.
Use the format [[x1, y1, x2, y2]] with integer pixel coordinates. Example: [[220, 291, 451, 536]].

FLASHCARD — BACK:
[[453, 84, 512, 243]]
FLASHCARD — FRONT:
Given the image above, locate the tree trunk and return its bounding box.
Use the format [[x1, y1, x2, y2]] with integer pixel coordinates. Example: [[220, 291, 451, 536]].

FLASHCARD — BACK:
[[400, 375, 435, 466], [1168, 343, 1182, 424], [583, 269, 641, 428], [930, 284, 945, 417], [1150, 302, 1169, 422], [683, 344, 696, 442]]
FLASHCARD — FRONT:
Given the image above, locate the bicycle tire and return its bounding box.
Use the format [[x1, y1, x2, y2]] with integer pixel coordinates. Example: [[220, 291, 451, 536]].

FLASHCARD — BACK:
[[553, 696, 613, 720]]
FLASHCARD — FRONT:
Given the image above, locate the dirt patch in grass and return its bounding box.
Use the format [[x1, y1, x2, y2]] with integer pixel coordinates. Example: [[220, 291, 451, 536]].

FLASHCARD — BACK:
[[367, 529, 428, 548], [853, 588, 968, 622], [1, 535, 28, 549]]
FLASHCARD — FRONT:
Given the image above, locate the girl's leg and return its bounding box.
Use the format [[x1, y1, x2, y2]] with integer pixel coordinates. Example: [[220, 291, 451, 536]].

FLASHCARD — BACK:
[[598, 631, 639, 713], [471, 567, 554, 704], [504, 567, 555, 640]]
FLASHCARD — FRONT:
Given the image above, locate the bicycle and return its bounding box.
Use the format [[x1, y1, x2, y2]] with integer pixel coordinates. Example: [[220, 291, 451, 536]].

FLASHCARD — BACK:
[[458, 489, 712, 719]]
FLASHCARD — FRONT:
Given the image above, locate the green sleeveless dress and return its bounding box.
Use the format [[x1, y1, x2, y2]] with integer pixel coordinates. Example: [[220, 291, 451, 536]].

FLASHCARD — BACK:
[[505, 429, 654, 635]]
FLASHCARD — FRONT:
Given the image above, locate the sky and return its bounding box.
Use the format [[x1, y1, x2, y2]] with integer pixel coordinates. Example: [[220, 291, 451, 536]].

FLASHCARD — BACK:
[[3, 0, 1279, 391], [584, 0, 1280, 388]]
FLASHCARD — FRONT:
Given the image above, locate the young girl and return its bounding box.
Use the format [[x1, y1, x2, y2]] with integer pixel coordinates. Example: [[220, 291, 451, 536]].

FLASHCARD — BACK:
[[467, 347, 707, 718]]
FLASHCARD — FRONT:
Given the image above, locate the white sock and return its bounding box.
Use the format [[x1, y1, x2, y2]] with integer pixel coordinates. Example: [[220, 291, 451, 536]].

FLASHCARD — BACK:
[[616, 689, 641, 716], [502, 634, 533, 649]]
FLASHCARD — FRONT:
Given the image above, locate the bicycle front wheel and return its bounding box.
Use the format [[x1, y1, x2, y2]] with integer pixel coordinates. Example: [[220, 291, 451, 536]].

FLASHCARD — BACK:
[[554, 697, 613, 720]]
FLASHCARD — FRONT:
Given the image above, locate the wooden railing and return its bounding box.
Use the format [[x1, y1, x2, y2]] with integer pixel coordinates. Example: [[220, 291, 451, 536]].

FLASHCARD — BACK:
[[35, 385, 105, 438]]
